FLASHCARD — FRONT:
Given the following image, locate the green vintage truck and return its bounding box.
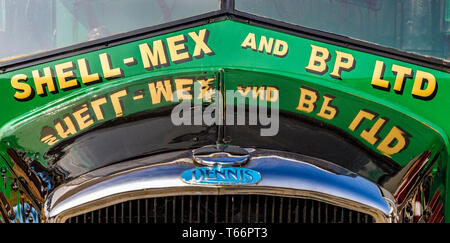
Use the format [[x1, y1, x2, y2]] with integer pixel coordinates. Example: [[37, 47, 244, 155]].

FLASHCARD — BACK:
[[0, 0, 448, 223]]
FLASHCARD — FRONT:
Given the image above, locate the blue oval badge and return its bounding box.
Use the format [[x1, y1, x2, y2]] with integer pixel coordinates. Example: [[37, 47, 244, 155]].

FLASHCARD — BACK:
[[181, 166, 261, 185]]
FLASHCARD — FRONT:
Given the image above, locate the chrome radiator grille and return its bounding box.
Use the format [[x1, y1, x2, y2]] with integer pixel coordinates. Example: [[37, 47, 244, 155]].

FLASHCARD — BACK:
[[66, 194, 374, 223]]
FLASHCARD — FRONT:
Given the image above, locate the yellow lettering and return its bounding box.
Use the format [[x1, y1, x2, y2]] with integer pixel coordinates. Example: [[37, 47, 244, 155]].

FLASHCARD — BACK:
[[371, 60, 390, 90], [412, 70, 437, 99], [54, 115, 77, 138], [197, 78, 215, 101], [188, 29, 214, 58], [305, 45, 330, 75], [40, 127, 59, 146], [377, 126, 410, 157], [258, 36, 274, 54], [166, 34, 190, 64], [32, 67, 57, 96], [139, 40, 168, 70], [55, 61, 79, 91], [241, 33, 257, 51], [40, 135, 59, 146], [329, 51, 355, 80], [110, 89, 128, 117], [72, 104, 94, 130], [99, 53, 123, 80], [272, 39, 288, 57], [78, 58, 100, 85], [252, 86, 265, 100], [11, 74, 33, 101], [266, 87, 279, 102], [296, 87, 318, 113], [348, 109, 376, 131], [237, 86, 251, 96], [148, 80, 173, 104], [91, 96, 108, 121], [360, 117, 387, 145], [317, 95, 338, 120], [175, 78, 193, 100], [391, 64, 412, 93]]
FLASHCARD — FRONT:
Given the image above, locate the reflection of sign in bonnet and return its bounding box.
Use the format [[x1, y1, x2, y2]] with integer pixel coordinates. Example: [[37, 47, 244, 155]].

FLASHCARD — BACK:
[[181, 145, 261, 185]]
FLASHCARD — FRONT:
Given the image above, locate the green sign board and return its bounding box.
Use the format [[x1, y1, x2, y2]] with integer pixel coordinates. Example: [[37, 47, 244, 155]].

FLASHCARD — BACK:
[[0, 16, 449, 222], [1, 19, 448, 166]]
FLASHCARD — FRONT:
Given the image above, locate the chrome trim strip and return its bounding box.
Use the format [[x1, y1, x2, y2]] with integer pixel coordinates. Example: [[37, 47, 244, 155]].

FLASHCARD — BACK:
[[45, 149, 396, 223]]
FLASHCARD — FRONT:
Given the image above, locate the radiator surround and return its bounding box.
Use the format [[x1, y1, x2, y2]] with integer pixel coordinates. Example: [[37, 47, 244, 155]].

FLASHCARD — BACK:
[[44, 149, 397, 223]]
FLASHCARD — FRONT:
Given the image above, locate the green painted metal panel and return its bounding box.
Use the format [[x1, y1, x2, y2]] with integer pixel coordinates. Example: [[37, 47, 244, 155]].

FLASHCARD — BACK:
[[0, 19, 448, 221]]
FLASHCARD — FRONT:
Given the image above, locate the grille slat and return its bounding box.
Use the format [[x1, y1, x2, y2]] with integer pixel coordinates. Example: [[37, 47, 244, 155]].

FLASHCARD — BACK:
[[173, 196, 176, 223], [197, 195, 201, 223], [263, 196, 268, 223], [153, 198, 157, 223], [180, 196, 184, 223], [247, 196, 252, 223], [256, 196, 260, 223], [205, 195, 209, 223], [129, 201, 132, 223], [271, 197, 275, 223], [214, 196, 218, 223], [189, 196, 193, 223], [67, 194, 374, 223], [231, 196, 235, 223]]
